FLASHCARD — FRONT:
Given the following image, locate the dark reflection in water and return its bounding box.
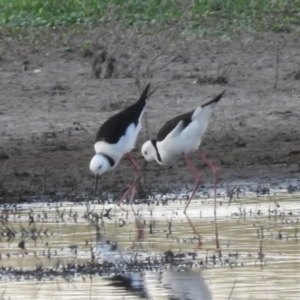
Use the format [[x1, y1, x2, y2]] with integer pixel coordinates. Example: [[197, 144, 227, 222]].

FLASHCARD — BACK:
[[107, 273, 146, 299], [107, 269, 211, 300], [97, 230, 211, 300], [149, 269, 211, 300]]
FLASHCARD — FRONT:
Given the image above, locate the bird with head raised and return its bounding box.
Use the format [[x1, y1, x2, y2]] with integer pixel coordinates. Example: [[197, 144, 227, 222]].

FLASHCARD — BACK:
[[141, 90, 225, 213], [90, 83, 151, 206]]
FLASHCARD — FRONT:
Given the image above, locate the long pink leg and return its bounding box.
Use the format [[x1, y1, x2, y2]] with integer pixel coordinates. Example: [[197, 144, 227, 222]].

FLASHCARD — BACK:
[[184, 152, 218, 213], [196, 152, 220, 249], [185, 214, 203, 249], [183, 154, 202, 213], [196, 152, 218, 212], [117, 153, 142, 206]]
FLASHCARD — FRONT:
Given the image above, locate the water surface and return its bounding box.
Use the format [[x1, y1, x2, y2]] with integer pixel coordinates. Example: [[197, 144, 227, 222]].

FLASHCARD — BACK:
[[0, 191, 299, 299]]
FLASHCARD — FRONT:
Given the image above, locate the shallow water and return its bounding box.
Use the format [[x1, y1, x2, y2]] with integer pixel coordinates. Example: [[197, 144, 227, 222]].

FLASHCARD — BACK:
[[0, 191, 299, 299]]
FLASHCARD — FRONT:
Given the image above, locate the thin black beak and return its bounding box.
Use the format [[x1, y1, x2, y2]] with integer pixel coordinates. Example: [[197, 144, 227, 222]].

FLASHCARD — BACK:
[[94, 174, 99, 196]]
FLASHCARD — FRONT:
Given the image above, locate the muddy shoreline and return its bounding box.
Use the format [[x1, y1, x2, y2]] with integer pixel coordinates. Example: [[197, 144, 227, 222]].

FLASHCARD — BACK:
[[1, 30, 300, 201]]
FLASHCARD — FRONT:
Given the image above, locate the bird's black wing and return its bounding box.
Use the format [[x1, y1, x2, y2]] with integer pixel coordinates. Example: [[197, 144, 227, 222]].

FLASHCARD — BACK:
[[156, 111, 194, 142], [156, 91, 225, 142], [95, 84, 150, 144]]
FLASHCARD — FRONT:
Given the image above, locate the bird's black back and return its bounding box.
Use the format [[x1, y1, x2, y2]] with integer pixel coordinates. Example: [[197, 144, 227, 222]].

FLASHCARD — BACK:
[[95, 83, 150, 144], [157, 111, 194, 142], [156, 91, 225, 142]]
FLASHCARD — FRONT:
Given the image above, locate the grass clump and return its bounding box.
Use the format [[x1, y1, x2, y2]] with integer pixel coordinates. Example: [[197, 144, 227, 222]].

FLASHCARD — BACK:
[[0, 0, 186, 27], [0, 0, 300, 33]]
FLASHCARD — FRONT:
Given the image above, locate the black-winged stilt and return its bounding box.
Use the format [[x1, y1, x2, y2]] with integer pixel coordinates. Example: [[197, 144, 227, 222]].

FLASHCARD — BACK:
[[90, 83, 151, 205], [141, 91, 225, 213]]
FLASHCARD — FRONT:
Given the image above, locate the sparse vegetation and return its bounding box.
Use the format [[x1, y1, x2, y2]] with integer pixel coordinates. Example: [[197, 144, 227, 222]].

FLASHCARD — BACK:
[[0, 0, 300, 33]]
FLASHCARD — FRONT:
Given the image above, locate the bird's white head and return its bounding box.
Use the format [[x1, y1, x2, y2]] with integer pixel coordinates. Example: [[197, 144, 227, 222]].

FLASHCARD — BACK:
[[141, 140, 157, 162], [89, 154, 112, 176]]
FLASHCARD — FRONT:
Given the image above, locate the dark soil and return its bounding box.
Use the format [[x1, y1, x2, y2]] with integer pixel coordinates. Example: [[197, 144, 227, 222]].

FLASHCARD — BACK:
[[1, 28, 300, 202]]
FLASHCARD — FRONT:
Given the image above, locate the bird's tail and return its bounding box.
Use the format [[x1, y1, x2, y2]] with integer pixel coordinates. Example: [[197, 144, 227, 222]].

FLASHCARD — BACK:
[[137, 83, 151, 104], [201, 90, 226, 108], [192, 90, 226, 125]]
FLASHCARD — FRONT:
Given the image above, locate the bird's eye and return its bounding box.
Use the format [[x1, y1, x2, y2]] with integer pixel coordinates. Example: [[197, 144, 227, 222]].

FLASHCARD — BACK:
[[144, 151, 148, 155], [98, 165, 102, 169]]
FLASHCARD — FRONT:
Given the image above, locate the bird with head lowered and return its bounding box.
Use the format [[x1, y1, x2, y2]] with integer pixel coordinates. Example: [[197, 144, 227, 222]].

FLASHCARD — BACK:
[[90, 83, 151, 206], [141, 90, 225, 213]]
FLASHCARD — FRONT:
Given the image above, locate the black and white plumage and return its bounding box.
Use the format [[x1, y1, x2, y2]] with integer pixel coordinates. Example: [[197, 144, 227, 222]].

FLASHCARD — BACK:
[[141, 91, 225, 212], [90, 83, 150, 204]]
